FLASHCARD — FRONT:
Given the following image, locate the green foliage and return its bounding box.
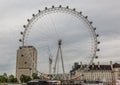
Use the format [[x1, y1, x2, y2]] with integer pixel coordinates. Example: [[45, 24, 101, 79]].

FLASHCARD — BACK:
[[0, 75, 8, 83], [0, 73, 18, 83], [3, 73, 7, 78], [32, 73, 40, 79], [8, 74, 18, 83], [0, 73, 8, 83], [20, 74, 32, 83]]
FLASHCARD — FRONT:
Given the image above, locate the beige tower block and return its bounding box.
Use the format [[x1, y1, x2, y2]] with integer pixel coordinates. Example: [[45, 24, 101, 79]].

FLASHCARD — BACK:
[[16, 46, 37, 82]]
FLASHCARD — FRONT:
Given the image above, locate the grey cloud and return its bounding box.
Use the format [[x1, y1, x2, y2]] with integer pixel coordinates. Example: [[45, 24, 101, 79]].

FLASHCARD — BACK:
[[0, 0, 120, 74]]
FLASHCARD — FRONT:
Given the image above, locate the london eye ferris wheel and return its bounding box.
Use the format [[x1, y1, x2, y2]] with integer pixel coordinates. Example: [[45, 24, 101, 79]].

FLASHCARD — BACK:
[[19, 5, 100, 76]]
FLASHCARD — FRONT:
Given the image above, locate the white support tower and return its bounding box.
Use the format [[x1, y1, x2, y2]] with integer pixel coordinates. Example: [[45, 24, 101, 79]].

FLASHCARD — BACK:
[[53, 39, 65, 75]]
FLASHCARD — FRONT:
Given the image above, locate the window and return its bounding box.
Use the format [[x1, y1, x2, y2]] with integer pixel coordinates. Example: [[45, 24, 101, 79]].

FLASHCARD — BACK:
[[24, 62, 27, 64], [21, 54, 24, 57]]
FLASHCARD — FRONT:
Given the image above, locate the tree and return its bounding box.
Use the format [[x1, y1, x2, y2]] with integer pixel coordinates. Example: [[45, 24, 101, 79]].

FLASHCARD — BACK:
[[3, 73, 7, 78], [0, 73, 8, 83], [8, 75, 14, 83], [8, 74, 18, 83], [0, 75, 8, 83], [0, 73, 18, 83], [20, 74, 32, 83], [32, 73, 40, 79]]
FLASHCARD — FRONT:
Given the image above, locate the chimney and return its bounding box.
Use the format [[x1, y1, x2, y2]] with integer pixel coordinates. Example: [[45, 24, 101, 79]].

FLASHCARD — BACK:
[[98, 62, 100, 68], [80, 62, 83, 68], [92, 63, 95, 69], [110, 61, 113, 70], [72, 65, 74, 69]]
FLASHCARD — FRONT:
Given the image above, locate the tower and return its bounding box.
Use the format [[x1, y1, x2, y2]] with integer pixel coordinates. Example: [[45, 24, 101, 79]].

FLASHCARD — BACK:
[[16, 46, 37, 82]]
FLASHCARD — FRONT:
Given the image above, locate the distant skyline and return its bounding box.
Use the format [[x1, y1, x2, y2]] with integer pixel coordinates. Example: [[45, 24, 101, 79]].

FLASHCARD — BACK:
[[0, 0, 120, 75]]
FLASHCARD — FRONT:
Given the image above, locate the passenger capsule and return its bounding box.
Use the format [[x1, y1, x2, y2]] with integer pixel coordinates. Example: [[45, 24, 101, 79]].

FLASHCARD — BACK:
[[66, 6, 69, 9], [85, 16, 88, 19], [95, 56, 98, 59], [73, 8, 76, 11], [19, 39, 22, 42], [23, 25, 26, 28], [97, 41, 100, 44], [79, 12, 82, 14], [38, 10, 41, 13], [96, 34, 99, 37], [59, 5, 62, 8], [27, 19, 30, 22], [45, 7, 47, 10], [32, 14, 35, 17], [90, 21, 93, 24], [52, 5, 54, 8], [20, 32, 23, 35], [97, 49, 100, 51], [93, 28, 96, 30]]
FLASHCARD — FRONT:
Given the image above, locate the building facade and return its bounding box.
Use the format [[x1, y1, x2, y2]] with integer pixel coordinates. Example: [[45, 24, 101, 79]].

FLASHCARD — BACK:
[[16, 46, 37, 82], [72, 61, 120, 84]]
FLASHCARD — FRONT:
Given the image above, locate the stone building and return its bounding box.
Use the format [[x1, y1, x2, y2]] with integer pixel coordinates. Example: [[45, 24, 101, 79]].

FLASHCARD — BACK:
[[72, 61, 120, 84], [16, 46, 37, 82]]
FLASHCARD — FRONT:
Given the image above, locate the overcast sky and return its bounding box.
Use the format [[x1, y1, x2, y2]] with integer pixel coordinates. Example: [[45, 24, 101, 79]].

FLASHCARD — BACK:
[[0, 0, 120, 75]]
